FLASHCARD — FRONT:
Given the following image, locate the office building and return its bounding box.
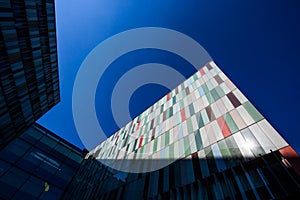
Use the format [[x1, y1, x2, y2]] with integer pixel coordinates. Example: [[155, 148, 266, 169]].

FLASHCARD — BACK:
[[75, 61, 300, 199], [0, 123, 86, 199], [0, 0, 59, 148]]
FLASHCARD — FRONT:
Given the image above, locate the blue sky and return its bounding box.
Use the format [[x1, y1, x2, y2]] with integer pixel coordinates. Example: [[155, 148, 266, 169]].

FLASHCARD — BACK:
[[38, 0, 300, 153]]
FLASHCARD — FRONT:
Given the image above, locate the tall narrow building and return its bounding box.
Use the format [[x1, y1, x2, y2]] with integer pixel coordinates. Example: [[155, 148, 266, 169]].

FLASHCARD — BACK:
[[70, 61, 300, 199], [0, 0, 59, 148]]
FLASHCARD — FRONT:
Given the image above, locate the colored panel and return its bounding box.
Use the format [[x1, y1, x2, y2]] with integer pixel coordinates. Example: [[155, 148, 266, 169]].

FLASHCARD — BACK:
[[217, 117, 231, 138], [226, 92, 241, 108], [138, 137, 143, 148], [199, 68, 205, 76], [229, 109, 247, 130], [194, 130, 203, 151], [205, 105, 215, 121], [180, 109, 186, 121], [243, 101, 264, 122]]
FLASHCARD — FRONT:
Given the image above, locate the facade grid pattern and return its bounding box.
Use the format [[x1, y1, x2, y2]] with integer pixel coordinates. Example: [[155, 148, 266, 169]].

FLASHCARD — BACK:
[[0, 0, 59, 148]]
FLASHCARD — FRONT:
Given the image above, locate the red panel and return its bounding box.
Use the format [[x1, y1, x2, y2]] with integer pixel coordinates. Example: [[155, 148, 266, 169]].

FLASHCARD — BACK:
[[279, 146, 300, 176], [115, 131, 119, 139], [199, 68, 205, 76], [180, 109, 186, 121], [217, 117, 231, 138], [137, 121, 141, 129], [167, 93, 170, 101], [138, 137, 144, 148]]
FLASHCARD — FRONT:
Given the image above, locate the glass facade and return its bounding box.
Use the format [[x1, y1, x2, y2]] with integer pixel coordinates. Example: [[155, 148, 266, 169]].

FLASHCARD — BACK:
[[0, 123, 85, 199], [0, 0, 59, 148], [68, 61, 300, 199]]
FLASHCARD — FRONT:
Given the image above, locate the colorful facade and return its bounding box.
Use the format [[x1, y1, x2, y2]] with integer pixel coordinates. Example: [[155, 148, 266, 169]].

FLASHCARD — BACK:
[[88, 61, 291, 173], [66, 61, 300, 199]]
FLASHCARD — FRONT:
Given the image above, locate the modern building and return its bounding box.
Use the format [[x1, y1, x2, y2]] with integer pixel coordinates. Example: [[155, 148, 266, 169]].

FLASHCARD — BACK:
[[70, 61, 300, 199], [0, 123, 86, 199], [0, 0, 59, 148]]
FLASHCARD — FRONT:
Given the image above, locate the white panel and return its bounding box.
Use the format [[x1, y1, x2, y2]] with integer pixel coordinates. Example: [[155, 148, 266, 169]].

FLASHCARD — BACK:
[[206, 80, 214, 90], [197, 149, 206, 159], [248, 124, 276, 153], [178, 138, 185, 157], [233, 132, 254, 158], [161, 134, 165, 149], [211, 120, 223, 141], [157, 135, 161, 151], [203, 74, 208, 82], [200, 127, 210, 148], [174, 139, 179, 158], [185, 105, 191, 119], [169, 128, 174, 144], [237, 106, 255, 126], [191, 115, 198, 131], [201, 109, 209, 125], [211, 102, 222, 118], [173, 126, 179, 142], [225, 79, 236, 91], [210, 78, 218, 88], [189, 134, 197, 154], [258, 119, 288, 149], [193, 87, 200, 99], [222, 96, 234, 112], [177, 124, 183, 139], [182, 121, 188, 137], [199, 77, 205, 85], [211, 143, 222, 159], [201, 95, 209, 108], [205, 123, 217, 145], [233, 89, 248, 104], [209, 61, 221, 73], [218, 72, 228, 82], [193, 99, 201, 113], [230, 109, 247, 130], [210, 68, 217, 76], [216, 99, 227, 116]]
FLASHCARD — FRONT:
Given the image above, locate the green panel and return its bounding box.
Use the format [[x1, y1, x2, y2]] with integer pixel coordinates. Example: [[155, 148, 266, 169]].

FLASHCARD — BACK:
[[165, 131, 170, 146], [184, 136, 191, 156], [202, 83, 209, 94], [166, 109, 170, 119], [169, 107, 173, 117], [196, 112, 204, 128], [201, 109, 209, 125], [186, 118, 193, 134], [224, 113, 239, 133], [173, 96, 176, 104], [215, 85, 225, 98], [193, 74, 198, 81], [194, 130, 203, 151], [189, 104, 195, 116], [218, 140, 231, 158], [153, 138, 158, 152], [243, 101, 264, 122], [180, 101, 184, 109], [206, 92, 214, 104], [169, 143, 174, 158], [210, 89, 220, 101]]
